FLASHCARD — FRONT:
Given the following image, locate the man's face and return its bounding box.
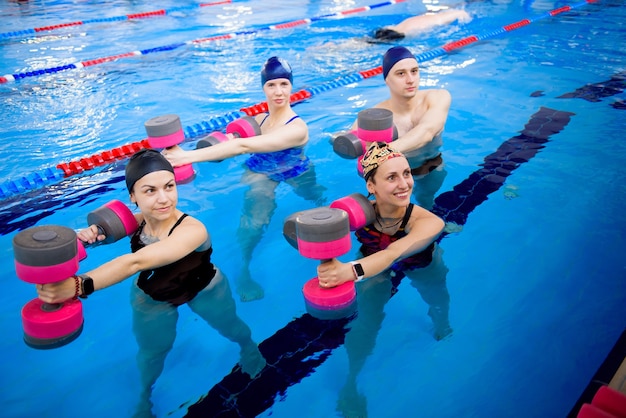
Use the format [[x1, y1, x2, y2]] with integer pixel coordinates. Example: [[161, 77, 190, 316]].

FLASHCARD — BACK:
[[386, 58, 420, 98]]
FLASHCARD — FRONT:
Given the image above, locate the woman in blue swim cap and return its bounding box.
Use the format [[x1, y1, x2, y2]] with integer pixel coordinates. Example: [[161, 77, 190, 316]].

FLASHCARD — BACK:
[[164, 57, 326, 302]]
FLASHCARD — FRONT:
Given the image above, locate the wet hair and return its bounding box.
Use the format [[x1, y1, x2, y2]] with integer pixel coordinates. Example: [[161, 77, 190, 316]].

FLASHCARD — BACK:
[[125, 149, 174, 192], [382, 46, 416, 79], [373, 28, 405, 42], [260, 56, 293, 86]]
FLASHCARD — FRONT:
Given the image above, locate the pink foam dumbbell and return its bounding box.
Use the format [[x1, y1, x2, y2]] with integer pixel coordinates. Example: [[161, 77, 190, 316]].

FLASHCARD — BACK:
[[329, 193, 376, 231], [13, 225, 84, 349], [77, 200, 139, 260], [591, 385, 626, 418], [283, 193, 375, 248], [195, 116, 262, 161], [333, 108, 397, 159], [290, 207, 356, 319], [225, 116, 262, 138], [144, 114, 195, 183]]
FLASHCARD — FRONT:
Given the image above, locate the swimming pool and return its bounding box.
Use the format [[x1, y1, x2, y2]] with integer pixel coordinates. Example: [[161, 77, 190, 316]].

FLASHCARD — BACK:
[[1, 0, 625, 416]]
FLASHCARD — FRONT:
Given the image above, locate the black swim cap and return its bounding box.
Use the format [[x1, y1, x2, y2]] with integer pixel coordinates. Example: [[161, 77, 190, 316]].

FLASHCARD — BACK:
[[125, 149, 175, 192], [373, 28, 405, 42]]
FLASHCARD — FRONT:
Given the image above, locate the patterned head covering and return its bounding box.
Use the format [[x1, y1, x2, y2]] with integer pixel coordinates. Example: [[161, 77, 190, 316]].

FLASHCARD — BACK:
[[361, 142, 404, 181]]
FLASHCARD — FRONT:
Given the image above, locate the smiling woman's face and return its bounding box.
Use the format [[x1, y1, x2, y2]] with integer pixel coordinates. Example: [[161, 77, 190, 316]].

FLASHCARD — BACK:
[[367, 156, 413, 206]]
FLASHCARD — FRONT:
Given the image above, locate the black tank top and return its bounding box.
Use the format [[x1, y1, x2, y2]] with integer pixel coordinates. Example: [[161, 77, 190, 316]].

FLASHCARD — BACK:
[[131, 214, 216, 306]]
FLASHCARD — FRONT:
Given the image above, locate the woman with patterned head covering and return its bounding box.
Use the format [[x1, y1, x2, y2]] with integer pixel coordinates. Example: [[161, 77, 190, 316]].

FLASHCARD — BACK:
[[317, 142, 444, 288], [319, 142, 449, 416]]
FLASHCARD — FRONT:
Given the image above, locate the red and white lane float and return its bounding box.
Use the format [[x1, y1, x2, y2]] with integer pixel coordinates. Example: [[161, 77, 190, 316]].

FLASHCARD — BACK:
[[12, 200, 137, 349], [144, 114, 195, 183], [332, 108, 397, 159], [283, 193, 376, 319]]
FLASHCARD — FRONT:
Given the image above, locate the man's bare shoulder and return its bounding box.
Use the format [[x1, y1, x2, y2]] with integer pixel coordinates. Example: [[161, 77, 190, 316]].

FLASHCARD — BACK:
[[373, 99, 393, 110], [424, 88, 451, 99], [423, 88, 452, 107]]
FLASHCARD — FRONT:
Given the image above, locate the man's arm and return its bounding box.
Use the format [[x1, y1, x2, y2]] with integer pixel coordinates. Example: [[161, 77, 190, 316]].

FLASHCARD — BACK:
[[391, 89, 451, 154]]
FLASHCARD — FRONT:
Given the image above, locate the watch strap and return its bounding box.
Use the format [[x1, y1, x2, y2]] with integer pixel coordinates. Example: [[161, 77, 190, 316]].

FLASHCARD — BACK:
[[78, 274, 94, 298]]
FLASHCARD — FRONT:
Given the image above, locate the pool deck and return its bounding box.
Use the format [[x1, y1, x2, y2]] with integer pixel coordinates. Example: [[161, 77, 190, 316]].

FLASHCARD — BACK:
[[568, 329, 626, 416]]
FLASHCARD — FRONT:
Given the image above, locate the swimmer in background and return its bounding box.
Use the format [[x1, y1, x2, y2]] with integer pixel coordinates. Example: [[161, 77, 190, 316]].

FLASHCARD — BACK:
[[308, 7, 471, 54], [317, 142, 450, 417], [351, 46, 451, 209], [371, 8, 472, 42], [36, 149, 266, 417], [164, 56, 326, 302]]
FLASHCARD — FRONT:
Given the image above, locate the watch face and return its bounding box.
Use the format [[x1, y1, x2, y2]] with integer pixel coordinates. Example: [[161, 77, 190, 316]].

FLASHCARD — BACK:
[[82, 277, 95, 295], [354, 263, 365, 277]]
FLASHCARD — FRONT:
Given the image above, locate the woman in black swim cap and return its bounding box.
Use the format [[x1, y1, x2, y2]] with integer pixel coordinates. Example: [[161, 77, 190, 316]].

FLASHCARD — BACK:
[[37, 148, 266, 414]]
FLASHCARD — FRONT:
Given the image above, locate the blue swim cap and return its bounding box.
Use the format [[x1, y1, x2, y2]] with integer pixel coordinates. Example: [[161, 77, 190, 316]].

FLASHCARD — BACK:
[[382, 46, 416, 79], [261, 56, 293, 86]]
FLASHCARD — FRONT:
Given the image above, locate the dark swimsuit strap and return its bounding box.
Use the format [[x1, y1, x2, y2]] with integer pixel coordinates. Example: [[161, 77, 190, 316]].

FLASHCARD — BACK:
[[285, 115, 300, 124], [140, 213, 187, 234], [259, 114, 300, 127], [398, 204, 413, 231], [168, 213, 188, 236]]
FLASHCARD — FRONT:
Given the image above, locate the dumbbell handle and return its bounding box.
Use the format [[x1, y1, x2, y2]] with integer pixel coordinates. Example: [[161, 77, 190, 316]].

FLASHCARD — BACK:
[[226, 116, 262, 139], [75, 225, 107, 261]]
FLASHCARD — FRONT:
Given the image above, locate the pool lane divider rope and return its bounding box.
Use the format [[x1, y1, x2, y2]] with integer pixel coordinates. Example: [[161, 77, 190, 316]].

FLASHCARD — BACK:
[[0, 0, 598, 200], [0, 1, 233, 40], [0, 0, 407, 84]]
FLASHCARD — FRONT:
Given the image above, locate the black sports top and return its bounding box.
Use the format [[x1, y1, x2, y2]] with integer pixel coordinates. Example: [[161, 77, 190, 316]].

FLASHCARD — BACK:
[[131, 214, 216, 306]]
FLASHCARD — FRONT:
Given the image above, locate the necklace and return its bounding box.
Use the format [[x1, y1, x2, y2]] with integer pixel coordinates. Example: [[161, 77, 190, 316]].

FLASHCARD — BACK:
[[375, 214, 403, 232], [140, 230, 160, 245]]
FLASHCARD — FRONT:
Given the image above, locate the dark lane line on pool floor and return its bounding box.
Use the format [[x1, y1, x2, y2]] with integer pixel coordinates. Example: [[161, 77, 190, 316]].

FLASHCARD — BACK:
[[182, 106, 575, 418]]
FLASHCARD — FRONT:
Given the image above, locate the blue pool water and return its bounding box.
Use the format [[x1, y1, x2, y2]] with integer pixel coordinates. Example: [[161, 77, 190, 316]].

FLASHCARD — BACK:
[[1, 0, 625, 417]]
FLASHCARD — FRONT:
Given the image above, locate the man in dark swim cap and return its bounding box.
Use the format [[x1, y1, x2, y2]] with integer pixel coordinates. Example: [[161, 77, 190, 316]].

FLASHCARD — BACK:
[[372, 8, 471, 42], [350, 45, 451, 209]]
